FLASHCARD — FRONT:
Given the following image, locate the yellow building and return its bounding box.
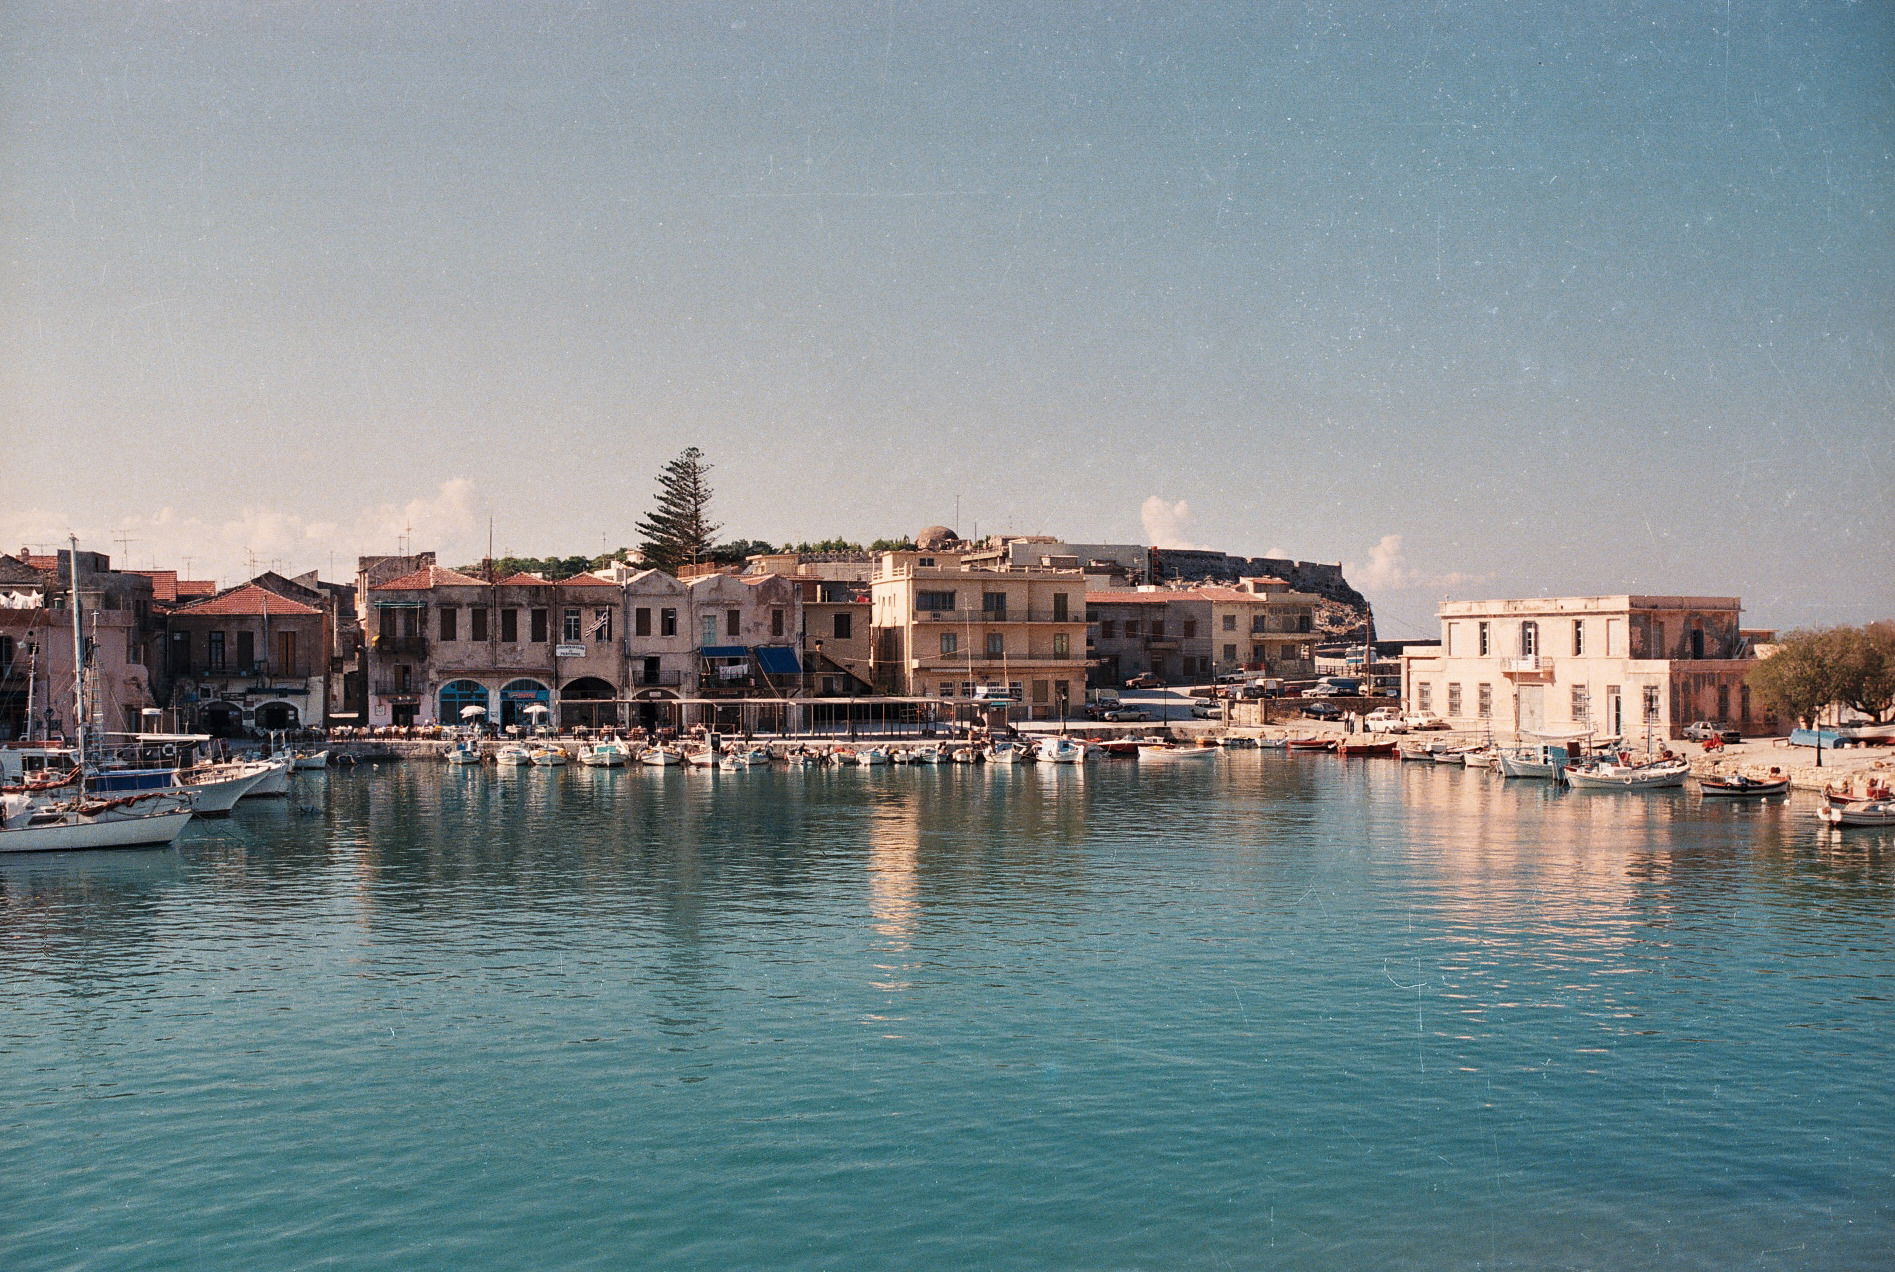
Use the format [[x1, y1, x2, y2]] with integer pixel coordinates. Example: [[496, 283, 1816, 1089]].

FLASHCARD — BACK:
[[869, 549, 1090, 720]]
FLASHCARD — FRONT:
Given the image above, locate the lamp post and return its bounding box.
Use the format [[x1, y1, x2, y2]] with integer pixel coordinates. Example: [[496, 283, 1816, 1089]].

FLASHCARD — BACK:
[[1057, 686, 1068, 735], [811, 639, 823, 737]]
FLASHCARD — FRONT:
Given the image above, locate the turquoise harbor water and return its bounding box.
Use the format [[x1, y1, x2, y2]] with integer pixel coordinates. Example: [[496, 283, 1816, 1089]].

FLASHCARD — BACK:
[[3, 756, 1891, 1270]]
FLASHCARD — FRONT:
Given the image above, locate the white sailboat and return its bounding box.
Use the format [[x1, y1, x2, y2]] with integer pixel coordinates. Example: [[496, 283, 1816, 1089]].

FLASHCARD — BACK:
[[1, 539, 196, 853]]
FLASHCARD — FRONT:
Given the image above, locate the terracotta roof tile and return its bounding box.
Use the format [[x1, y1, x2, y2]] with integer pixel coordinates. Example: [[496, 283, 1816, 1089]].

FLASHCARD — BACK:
[[1085, 591, 1172, 604], [129, 569, 180, 601], [170, 582, 322, 617], [557, 574, 619, 588], [493, 571, 550, 586], [372, 565, 491, 590]]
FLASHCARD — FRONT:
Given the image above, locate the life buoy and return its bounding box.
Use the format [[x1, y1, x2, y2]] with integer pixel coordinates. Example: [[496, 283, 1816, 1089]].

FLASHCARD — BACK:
[[161, 744, 178, 759]]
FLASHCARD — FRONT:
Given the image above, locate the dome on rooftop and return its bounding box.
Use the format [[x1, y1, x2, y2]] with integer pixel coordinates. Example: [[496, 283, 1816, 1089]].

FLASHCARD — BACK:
[[916, 525, 961, 550]]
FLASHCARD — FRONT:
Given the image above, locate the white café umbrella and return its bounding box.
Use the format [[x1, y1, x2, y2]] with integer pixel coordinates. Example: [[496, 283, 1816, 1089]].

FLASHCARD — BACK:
[[523, 703, 550, 716], [460, 704, 488, 719]]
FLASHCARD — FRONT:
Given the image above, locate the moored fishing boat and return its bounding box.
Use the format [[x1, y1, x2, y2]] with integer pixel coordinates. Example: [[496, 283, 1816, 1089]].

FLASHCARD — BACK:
[[0, 537, 200, 853], [1697, 773, 1790, 797], [576, 741, 629, 767], [1818, 799, 1895, 828], [1565, 758, 1690, 790], [1336, 738, 1397, 758], [1136, 742, 1217, 762], [242, 758, 293, 798], [640, 744, 684, 766], [443, 738, 483, 764], [291, 751, 330, 770], [494, 743, 533, 766], [1036, 736, 1086, 764]]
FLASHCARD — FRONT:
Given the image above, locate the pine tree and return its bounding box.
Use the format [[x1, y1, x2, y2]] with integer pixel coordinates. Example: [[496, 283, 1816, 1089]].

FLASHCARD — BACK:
[[634, 447, 722, 572]]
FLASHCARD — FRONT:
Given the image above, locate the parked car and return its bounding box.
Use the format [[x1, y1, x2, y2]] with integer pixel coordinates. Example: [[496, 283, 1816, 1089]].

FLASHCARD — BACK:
[[1124, 673, 1165, 689], [1682, 721, 1742, 744], [1302, 701, 1343, 720], [1190, 702, 1221, 719], [1403, 712, 1449, 731], [1362, 708, 1407, 734], [1082, 703, 1114, 721], [1104, 707, 1153, 722], [1303, 684, 1344, 697]]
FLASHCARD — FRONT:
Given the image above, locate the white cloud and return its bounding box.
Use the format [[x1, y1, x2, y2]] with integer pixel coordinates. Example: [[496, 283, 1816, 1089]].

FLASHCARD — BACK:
[[1349, 533, 1486, 593], [0, 479, 484, 587], [1140, 496, 1211, 550]]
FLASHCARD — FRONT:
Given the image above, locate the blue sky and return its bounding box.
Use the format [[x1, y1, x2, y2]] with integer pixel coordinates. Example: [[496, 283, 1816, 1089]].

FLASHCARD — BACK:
[[3, 1, 1888, 636]]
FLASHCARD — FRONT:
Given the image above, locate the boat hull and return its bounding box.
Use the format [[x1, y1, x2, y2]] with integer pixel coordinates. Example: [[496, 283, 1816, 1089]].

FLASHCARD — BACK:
[[1, 807, 194, 853]]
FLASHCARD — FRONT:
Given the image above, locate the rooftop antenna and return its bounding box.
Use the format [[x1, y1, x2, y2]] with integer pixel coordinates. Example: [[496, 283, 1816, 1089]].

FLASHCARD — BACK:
[[112, 530, 139, 564], [398, 520, 413, 557]]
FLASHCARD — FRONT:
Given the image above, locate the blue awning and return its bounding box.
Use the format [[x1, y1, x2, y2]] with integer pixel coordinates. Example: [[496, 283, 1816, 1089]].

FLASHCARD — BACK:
[[700, 645, 748, 658], [755, 646, 802, 675]]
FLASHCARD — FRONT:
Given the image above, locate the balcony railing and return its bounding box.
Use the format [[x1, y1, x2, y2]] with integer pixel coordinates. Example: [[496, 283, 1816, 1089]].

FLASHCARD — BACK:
[[188, 662, 316, 680], [1503, 655, 1552, 679], [372, 681, 424, 697], [629, 670, 684, 687], [911, 609, 1083, 624], [371, 635, 429, 655]]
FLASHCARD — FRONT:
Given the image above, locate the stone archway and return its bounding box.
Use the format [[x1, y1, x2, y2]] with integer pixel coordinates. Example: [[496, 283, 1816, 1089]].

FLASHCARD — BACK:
[[200, 701, 244, 738], [499, 679, 551, 731], [559, 677, 619, 731], [255, 701, 300, 732]]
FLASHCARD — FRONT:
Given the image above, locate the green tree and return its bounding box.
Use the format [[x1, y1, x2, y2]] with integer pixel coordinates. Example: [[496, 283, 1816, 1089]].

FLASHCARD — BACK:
[[787, 538, 865, 554], [1827, 621, 1895, 721], [707, 538, 777, 565], [1748, 623, 1895, 726], [635, 447, 722, 572], [868, 537, 916, 551]]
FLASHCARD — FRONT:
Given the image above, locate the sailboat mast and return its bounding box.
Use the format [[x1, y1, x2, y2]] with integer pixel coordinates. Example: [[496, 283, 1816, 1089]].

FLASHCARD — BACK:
[[68, 535, 88, 795]]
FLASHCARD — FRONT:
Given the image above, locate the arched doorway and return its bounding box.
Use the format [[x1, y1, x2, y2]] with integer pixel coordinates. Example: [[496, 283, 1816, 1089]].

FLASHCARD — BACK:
[[559, 677, 619, 731], [633, 688, 679, 734], [439, 680, 491, 730], [499, 679, 550, 732], [255, 701, 300, 731], [201, 701, 244, 738]]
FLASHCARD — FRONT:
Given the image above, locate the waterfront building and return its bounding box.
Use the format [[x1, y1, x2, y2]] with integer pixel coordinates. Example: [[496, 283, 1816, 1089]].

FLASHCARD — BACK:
[[1086, 580, 1320, 686], [744, 553, 875, 694], [957, 536, 1150, 586], [600, 564, 698, 731], [869, 547, 1089, 720], [0, 549, 159, 740], [164, 579, 331, 734], [1398, 595, 1772, 740], [684, 572, 804, 731]]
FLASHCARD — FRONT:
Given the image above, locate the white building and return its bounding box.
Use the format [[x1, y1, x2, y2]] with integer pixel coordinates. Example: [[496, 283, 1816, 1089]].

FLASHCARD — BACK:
[[1400, 595, 1770, 740]]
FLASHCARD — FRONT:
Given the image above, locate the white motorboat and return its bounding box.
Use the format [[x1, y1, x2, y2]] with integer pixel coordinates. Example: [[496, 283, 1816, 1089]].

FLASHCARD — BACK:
[[291, 751, 330, 770], [909, 743, 947, 765], [685, 747, 720, 768], [857, 747, 890, 766], [494, 744, 533, 766], [529, 746, 570, 767], [1565, 759, 1690, 790], [640, 745, 684, 767]]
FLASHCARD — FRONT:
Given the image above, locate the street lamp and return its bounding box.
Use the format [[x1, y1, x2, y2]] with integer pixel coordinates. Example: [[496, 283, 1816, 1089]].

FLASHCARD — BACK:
[[811, 639, 823, 737]]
